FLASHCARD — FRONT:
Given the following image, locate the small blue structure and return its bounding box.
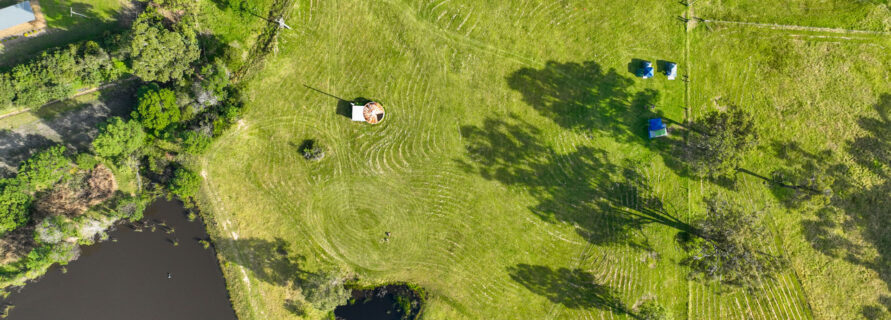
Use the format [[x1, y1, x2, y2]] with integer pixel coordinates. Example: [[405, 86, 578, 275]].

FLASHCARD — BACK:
[[648, 118, 668, 139], [636, 61, 654, 79], [665, 62, 678, 80]]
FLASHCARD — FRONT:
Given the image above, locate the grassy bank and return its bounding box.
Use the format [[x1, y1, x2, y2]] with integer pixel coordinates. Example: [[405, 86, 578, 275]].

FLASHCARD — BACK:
[[197, 0, 891, 319]]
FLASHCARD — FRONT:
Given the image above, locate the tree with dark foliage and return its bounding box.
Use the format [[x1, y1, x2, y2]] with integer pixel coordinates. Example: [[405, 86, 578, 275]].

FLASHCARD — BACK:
[[684, 105, 757, 178], [129, 8, 200, 83], [682, 195, 785, 289], [133, 83, 181, 135]]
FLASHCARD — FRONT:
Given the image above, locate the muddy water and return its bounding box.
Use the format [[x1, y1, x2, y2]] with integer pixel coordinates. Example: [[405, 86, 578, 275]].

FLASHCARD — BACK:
[[335, 285, 424, 320], [0, 199, 236, 320]]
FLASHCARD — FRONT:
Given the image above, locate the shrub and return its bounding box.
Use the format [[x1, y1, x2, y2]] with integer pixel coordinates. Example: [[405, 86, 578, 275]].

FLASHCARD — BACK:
[[0, 41, 119, 110], [636, 299, 672, 320], [0, 188, 32, 236], [16, 145, 71, 192], [75, 153, 99, 170], [301, 140, 324, 161], [301, 270, 352, 311]]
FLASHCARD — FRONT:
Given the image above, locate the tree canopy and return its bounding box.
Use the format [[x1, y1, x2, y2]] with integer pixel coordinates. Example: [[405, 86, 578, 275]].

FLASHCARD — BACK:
[[133, 83, 181, 135], [683, 195, 785, 289], [129, 9, 200, 83], [0, 41, 121, 111], [169, 167, 201, 199], [16, 145, 71, 192], [683, 105, 757, 177], [92, 117, 147, 159]]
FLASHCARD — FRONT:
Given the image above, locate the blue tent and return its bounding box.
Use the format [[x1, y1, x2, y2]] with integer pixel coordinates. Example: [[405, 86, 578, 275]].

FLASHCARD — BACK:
[[648, 118, 668, 139], [665, 62, 678, 80], [636, 61, 654, 79]]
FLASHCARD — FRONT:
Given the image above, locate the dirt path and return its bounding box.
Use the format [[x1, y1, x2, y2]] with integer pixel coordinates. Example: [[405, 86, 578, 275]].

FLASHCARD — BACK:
[[0, 83, 135, 176], [701, 19, 891, 36], [0, 77, 136, 122]]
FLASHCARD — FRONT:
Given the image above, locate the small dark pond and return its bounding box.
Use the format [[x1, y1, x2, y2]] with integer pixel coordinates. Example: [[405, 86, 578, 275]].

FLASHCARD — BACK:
[[0, 199, 236, 320], [334, 285, 424, 320]]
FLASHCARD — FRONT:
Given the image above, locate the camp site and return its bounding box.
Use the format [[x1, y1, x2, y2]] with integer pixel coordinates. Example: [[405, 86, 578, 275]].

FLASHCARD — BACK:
[[0, 0, 890, 319]]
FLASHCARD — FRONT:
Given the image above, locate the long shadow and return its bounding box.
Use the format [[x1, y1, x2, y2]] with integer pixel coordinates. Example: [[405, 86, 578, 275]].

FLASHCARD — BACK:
[[303, 84, 373, 119], [217, 237, 305, 287], [508, 264, 629, 315], [458, 115, 693, 247], [785, 94, 891, 316], [0, 130, 55, 176]]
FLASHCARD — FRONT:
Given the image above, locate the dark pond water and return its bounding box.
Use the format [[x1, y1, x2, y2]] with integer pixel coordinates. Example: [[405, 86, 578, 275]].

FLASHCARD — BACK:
[[334, 285, 424, 320], [0, 199, 236, 320]]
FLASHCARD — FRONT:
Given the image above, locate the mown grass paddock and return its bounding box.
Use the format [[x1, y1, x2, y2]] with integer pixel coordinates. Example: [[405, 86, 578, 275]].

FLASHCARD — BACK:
[[196, 0, 891, 319]]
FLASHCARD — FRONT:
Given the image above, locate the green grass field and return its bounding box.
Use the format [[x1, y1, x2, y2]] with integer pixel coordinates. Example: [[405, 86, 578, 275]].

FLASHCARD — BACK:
[[0, 0, 128, 66], [196, 0, 891, 319]]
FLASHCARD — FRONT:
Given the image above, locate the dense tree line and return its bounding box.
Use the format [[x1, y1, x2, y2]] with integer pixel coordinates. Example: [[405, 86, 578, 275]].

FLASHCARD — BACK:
[[0, 1, 247, 290], [0, 41, 125, 111]]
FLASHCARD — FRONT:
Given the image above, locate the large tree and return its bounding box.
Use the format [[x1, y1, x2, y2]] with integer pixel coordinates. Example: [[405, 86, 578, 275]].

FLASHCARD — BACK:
[[133, 83, 181, 135], [684, 105, 757, 177], [92, 117, 147, 159], [128, 9, 200, 83], [683, 195, 785, 288]]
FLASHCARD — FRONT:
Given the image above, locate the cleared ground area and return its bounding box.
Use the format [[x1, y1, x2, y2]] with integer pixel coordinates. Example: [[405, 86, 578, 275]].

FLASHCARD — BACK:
[[198, 0, 891, 319]]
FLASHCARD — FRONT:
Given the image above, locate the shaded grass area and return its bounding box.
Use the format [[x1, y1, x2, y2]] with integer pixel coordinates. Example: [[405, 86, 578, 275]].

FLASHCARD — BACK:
[[0, 0, 129, 67], [0, 83, 136, 176]]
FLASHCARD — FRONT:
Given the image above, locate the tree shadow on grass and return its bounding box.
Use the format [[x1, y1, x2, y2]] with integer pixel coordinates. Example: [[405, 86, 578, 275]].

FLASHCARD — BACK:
[[458, 115, 693, 248], [506, 61, 651, 144], [508, 264, 629, 315], [787, 94, 891, 316], [217, 237, 305, 287], [0, 130, 55, 176], [505, 60, 691, 180]]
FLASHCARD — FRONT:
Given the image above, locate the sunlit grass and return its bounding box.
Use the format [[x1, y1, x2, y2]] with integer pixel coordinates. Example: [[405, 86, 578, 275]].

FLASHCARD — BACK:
[[198, 0, 890, 319]]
